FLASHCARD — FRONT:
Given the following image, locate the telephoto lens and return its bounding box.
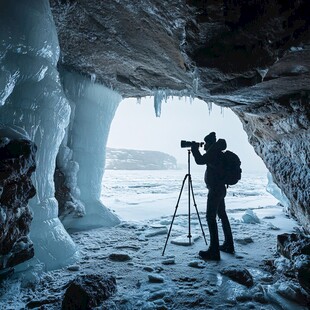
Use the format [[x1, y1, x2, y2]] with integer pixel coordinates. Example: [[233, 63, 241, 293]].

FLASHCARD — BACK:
[[180, 140, 192, 148], [180, 140, 204, 148]]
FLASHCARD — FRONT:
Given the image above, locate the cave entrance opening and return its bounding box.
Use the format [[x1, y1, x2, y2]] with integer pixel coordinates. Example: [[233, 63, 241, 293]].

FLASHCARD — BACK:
[[101, 96, 274, 222]]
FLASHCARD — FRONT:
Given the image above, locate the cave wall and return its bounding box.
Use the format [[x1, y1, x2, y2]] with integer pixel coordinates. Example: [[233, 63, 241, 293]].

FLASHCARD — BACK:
[[0, 127, 36, 271], [50, 0, 310, 232], [233, 93, 310, 232]]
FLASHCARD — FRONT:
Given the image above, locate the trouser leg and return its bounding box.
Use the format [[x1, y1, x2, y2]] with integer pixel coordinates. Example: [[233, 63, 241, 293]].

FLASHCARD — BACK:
[[217, 199, 234, 246], [206, 188, 224, 252]]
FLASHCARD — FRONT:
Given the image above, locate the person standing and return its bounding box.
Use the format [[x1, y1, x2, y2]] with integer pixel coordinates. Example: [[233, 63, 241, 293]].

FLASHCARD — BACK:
[[191, 132, 235, 260]]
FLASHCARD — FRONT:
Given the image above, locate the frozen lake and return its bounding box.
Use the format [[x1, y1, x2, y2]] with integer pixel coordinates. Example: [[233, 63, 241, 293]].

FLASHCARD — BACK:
[[1, 168, 305, 310], [101, 168, 279, 222]]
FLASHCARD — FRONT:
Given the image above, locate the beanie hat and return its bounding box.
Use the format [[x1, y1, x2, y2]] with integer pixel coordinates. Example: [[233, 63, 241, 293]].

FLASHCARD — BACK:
[[204, 132, 216, 144]]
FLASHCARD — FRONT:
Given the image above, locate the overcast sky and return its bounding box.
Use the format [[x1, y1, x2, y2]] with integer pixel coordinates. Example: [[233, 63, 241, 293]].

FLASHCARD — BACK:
[[107, 96, 268, 174]]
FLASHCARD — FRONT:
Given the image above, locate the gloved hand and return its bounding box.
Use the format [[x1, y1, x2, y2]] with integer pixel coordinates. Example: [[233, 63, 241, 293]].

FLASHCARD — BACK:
[[191, 141, 200, 151]]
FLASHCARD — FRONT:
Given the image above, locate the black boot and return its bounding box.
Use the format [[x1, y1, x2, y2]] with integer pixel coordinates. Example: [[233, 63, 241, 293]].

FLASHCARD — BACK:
[[219, 243, 235, 254], [199, 249, 220, 261]]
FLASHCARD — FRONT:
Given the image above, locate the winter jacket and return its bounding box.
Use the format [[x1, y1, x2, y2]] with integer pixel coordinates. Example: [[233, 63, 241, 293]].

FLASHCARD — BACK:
[[191, 139, 227, 188]]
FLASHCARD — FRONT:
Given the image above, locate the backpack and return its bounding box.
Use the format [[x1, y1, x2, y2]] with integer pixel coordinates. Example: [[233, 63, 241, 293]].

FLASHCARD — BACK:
[[222, 150, 242, 185]]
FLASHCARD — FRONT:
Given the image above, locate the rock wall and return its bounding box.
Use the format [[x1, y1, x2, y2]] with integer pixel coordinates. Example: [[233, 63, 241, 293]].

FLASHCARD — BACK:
[[0, 130, 36, 271], [232, 93, 310, 232]]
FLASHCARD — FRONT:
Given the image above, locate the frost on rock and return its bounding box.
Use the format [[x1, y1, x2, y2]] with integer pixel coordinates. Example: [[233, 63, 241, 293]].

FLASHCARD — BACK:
[[0, 0, 78, 270], [59, 69, 122, 231]]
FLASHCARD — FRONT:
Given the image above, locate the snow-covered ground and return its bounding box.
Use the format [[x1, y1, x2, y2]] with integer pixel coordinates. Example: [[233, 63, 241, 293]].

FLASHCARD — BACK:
[[0, 170, 307, 309]]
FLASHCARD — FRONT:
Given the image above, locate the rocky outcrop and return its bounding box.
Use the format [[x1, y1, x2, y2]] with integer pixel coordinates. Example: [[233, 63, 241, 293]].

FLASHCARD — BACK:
[[50, 1, 310, 231], [105, 148, 177, 170], [0, 128, 36, 271], [233, 92, 310, 233], [276, 233, 310, 302]]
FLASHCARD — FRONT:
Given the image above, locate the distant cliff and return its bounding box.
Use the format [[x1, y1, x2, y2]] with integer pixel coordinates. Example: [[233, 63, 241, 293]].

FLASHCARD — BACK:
[[105, 148, 177, 170]]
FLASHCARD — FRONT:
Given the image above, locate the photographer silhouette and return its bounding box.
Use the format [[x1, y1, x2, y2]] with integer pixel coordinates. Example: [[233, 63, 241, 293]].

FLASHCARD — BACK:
[[191, 132, 235, 261]]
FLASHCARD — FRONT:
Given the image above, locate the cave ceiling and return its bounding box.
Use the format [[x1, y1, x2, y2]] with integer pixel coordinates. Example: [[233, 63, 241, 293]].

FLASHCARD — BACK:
[[50, 0, 310, 108]]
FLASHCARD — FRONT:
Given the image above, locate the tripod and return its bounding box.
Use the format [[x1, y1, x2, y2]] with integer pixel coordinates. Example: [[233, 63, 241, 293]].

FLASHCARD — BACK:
[[162, 149, 207, 256]]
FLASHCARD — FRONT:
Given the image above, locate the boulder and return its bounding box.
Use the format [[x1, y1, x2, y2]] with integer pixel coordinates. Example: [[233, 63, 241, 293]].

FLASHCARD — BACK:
[[220, 266, 254, 287], [62, 274, 117, 310]]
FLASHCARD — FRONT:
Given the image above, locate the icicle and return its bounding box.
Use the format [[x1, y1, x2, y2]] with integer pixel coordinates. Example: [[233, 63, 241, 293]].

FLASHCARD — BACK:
[[136, 96, 141, 105], [257, 69, 268, 81], [154, 89, 165, 117], [207, 102, 213, 114], [164, 93, 168, 103], [193, 76, 199, 93], [90, 73, 96, 83]]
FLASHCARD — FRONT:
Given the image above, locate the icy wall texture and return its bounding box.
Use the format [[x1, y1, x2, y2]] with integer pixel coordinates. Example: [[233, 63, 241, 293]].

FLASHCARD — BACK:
[[0, 126, 36, 270], [56, 70, 121, 231], [0, 0, 78, 270]]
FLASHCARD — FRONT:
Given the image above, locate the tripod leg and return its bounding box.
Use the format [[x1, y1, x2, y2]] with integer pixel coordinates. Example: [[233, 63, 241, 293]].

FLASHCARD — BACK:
[[189, 176, 208, 246], [162, 174, 189, 256]]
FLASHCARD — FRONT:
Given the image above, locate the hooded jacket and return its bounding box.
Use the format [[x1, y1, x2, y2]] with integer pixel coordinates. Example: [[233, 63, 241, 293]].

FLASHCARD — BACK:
[[192, 139, 227, 188]]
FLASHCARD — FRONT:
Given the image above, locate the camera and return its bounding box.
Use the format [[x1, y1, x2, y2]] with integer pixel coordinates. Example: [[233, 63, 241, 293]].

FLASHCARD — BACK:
[[180, 140, 204, 148]]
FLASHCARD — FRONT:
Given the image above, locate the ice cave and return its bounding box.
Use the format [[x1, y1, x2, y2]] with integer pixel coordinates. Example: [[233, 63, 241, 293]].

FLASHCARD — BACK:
[[0, 0, 309, 309]]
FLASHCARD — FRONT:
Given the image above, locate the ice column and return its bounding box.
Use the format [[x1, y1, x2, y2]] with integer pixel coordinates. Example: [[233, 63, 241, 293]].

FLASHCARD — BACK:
[[60, 70, 121, 231], [0, 0, 78, 270]]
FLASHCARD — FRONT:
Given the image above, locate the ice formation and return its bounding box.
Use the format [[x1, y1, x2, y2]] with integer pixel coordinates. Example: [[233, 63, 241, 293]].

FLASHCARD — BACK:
[[59, 70, 122, 231], [242, 209, 261, 224], [0, 0, 108, 269], [153, 88, 198, 117], [154, 89, 166, 117], [0, 0, 125, 270], [0, 0, 78, 270], [267, 172, 291, 210]]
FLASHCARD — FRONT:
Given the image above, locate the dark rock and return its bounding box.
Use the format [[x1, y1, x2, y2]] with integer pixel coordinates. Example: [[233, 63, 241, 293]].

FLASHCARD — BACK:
[[0, 267, 14, 281], [148, 274, 164, 283], [295, 255, 310, 295], [27, 298, 59, 309], [109, 253, 131, 262], [54, 166, 85, 221], [220, 266, 254, 287], [277, 233, 310, 259], [62, 274, 117, 310], [276, 233, 310, 296], [0, 133, 36, 270], [235, 237, 254, 245]]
